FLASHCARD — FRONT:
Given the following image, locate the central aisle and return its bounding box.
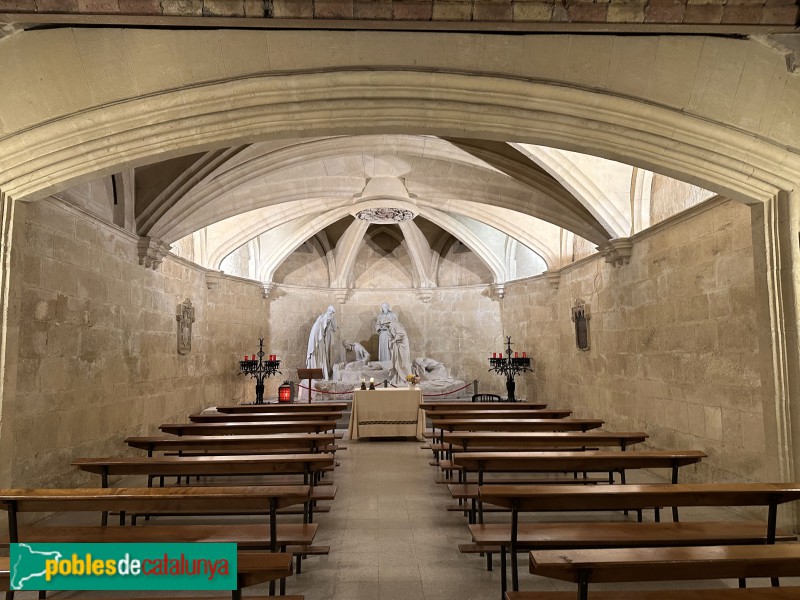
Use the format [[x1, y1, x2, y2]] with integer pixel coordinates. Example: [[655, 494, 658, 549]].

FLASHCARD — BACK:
[[290, 439, 544, 600]]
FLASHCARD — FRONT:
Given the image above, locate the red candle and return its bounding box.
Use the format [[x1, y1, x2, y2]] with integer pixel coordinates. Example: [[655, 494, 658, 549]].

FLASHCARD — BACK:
[[514, 352, 518, 358], [243, 355, 247, 361], [522, 352, 527, 358], [251, 355, 255, 361], [492, 352, 496, 358]]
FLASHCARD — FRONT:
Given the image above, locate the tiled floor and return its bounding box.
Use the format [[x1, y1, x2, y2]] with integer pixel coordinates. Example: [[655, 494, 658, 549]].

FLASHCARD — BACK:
[[17, 438, 800, 599]]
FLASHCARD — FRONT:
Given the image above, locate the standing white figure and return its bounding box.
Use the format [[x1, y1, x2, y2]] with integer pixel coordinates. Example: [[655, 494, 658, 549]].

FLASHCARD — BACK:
[[306, 305, 337, 380], [374, 302, 398, 362], [387, 320, 412, 384]]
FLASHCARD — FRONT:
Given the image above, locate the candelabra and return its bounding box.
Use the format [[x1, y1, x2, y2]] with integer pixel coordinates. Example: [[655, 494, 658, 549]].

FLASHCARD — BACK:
[[239, 338, 281, 404], [488, 336, 532, 402]]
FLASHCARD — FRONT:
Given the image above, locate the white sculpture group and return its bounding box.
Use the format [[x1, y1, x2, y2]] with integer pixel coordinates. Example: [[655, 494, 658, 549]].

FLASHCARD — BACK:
[[306, 302, 461, 391]]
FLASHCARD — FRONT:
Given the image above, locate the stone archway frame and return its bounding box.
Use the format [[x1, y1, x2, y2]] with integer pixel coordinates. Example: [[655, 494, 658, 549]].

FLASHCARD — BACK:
[[2, 69, 796, 205], [1, 61, 799, 513]]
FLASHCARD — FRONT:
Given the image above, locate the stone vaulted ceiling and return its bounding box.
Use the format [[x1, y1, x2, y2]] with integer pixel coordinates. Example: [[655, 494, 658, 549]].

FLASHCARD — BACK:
[[122, 134, 712, 292]]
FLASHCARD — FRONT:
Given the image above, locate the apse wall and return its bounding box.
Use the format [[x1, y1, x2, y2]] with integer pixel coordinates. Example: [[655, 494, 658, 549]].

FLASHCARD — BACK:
[[7, 198, 265, 489], [266, 286, 503, 397], [504, 198, 766, 485]]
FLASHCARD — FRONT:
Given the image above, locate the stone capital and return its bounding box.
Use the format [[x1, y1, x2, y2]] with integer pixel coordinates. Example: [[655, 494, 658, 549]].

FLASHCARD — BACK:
[[205, 271, 223, 290], [137, 236, 171, 270], [543, 270, 561, 289], [598, 237, 633, 268], [415, 288, 435, 303]]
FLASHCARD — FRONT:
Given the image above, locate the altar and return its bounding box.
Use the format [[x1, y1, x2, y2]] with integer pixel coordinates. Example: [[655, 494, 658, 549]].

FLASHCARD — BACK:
[[348, 388, 424, 440]]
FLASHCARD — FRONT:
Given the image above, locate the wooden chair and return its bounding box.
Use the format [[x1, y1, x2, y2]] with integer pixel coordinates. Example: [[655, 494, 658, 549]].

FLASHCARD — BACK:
[[472, 393, 502, 402]]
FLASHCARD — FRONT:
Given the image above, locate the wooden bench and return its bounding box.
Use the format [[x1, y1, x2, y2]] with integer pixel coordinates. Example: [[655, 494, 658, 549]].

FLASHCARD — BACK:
[[126, 434, 336, 457], [72, 454, 334, 523], [430, 419, 605, 471], [427, 409, 572, 420], [528, 545, 800, 600], [477, 482, 800, 596], [188, 411, 343, 423], [0, 487, 316, 598], [507, 591, 800, 600], [434, 431, 649, 468], [421, 402, 548, 412], [216, 402, 348, 413], [444, 431, 648, 453], [160, 421, 337, 436], [455, 450, 705, 486], [430, 418, 604, 434]]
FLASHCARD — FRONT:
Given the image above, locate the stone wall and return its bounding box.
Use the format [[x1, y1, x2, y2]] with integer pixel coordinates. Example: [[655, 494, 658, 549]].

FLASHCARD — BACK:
[[503, 198, 767, 484], [265, 286, 502, 398], [2, 0, 794, 26], [9, 198, 265, 488]]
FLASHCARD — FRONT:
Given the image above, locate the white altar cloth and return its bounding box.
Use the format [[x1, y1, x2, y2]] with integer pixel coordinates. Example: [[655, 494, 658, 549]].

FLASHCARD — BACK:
[[348, 388, 424, 440]]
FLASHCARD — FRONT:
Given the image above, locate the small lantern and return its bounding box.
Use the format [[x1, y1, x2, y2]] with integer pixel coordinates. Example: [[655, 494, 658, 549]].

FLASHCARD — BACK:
[[278, 381, 293, 403]]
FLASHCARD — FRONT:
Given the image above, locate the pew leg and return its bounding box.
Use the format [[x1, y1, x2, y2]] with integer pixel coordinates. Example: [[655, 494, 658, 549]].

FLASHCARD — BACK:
[[4, 591, 13, 600], [771, 577, 780, 587], [38, 592, 45, 599], [577, 574, 589, 600], [280, 576, 286, 595], [739, 579, 746, 588], [500, 547, 507, 600], [296, 552, 302, 574], [486, 551, 492, 572]]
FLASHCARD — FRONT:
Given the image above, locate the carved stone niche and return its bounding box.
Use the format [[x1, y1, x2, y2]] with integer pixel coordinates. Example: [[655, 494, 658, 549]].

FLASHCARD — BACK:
[[177, 298, 195, 355], [571, 298, 590, 351]]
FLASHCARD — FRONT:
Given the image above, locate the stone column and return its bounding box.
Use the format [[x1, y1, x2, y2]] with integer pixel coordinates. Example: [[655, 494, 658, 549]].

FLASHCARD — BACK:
[[0, 191, 22, 519], [750, 191, 800, 529]]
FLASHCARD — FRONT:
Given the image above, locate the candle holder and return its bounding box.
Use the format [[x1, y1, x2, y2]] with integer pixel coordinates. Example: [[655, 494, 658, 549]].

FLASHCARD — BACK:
[[239, 338, 281, 404], [488, 336, 532, 402]]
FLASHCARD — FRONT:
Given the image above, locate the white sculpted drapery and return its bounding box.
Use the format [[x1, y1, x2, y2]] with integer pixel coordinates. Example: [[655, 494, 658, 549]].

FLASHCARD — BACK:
[[374, 302, 398, 362], [388, 320, 412, 384], [306, 305, 337, 380]]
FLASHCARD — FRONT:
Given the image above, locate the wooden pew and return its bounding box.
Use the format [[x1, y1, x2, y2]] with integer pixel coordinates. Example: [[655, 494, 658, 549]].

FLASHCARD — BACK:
[[441, 434, 646, 515], [527, 545, 800, 600], [430, 419, 605, 478], [216, 402, 348, 413], [0, 486, 310, 549], [160, 421, 336, 436], [421, 401, 547, 415], [0, 487, 313, 598], [477, 482, 800, 596], [436, 431, 648, 466], [126, 433, 337, 457], [431, 418, 604, 435], [188, 411, 342, 423], [453, 450, 705, 524], [72, 454, 334, 523], [443, 431, 648, 453], [426, 409, 572, 420], [454, 450, 705, 486], [508, 591, 800, 600]]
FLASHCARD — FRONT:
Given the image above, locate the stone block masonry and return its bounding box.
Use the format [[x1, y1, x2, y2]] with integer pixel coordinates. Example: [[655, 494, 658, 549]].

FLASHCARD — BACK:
[[502, 199, 768, 488], [0, 0, 794, 25], [8, 198, 265, 489]]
